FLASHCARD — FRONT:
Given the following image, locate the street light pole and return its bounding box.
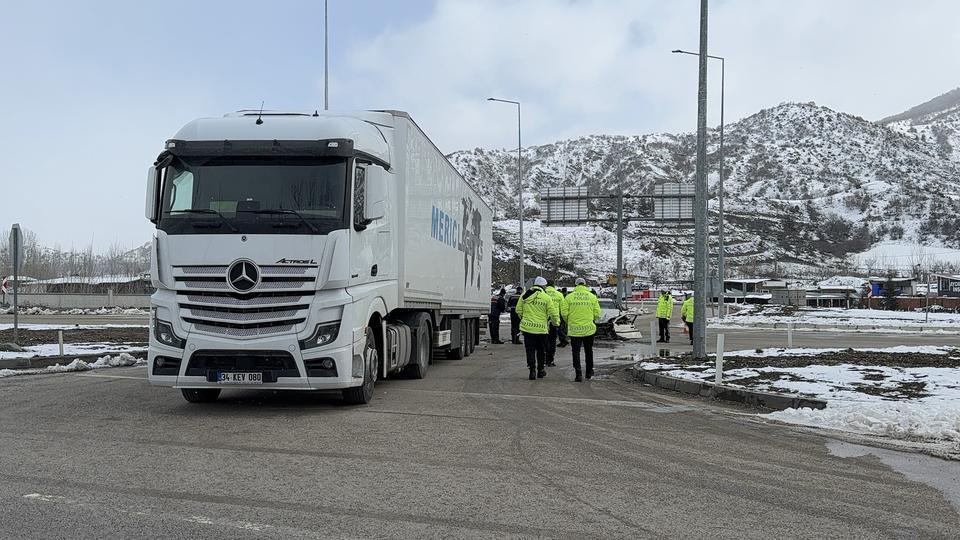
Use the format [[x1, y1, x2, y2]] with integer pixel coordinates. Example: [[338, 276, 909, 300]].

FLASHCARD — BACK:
[[487, 98, 525, 288], [324, 0, 329, 110], [672, 47, 726, 317]]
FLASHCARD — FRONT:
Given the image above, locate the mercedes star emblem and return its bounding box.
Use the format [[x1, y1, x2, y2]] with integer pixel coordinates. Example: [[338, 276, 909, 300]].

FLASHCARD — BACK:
[[227, 259, 260, 292]]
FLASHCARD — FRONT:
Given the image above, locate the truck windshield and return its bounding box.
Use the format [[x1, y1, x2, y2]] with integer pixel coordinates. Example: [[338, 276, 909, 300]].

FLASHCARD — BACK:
[[157, 156, 349, 235]]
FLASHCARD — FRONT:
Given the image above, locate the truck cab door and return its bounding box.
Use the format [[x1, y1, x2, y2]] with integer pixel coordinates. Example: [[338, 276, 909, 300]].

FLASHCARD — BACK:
[[351, 164, 392, 283]]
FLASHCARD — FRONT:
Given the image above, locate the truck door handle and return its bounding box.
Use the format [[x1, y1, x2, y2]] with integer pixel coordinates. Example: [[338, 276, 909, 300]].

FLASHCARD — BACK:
[[371, 264, 378, 276]]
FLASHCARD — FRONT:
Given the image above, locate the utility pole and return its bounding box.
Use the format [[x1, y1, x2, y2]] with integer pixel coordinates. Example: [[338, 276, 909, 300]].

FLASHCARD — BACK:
[[324, 0, 329, 110], [692, 0, 709, 359], [616, 187, 624, 305]]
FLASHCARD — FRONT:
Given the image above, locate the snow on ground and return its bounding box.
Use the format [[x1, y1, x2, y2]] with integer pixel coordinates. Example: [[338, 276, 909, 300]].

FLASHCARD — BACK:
[[715, 306, 960, 330], [717, 345, 954, 358], [639, 346, 960, 449], [1, 306, 149, 316], [0, 353, 145, 379], [816, 276, 868, 289], [0, 343, 147, 360], [851, 240, 960, 270], [0, 323, 147, 331]]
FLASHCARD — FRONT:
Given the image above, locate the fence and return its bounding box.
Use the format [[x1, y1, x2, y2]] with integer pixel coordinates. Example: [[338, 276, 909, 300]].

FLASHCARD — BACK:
[[1, 291, 152, 309]]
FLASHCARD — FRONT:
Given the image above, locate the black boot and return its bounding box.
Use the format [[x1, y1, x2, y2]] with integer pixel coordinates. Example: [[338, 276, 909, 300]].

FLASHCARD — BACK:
[[528, 369, 536, 380], [586, 369, 593, 380], [537, 369, 546, 379], [574, 371, 583, 382]]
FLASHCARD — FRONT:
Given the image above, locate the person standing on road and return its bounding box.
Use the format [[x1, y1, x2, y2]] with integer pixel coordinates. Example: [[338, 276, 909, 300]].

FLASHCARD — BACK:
[[489, 288, 506, 344], [656, 290, 673, 343], [508, 286, 523, 344], [561, 278, 601, 382], [680, 292, 695, 345], [516, 277, 559, 380], [544, 279, 565, 364]]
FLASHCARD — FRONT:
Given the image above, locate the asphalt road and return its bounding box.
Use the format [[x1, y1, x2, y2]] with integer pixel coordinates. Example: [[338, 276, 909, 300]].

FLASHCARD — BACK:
[[1, 339, 958, 538]]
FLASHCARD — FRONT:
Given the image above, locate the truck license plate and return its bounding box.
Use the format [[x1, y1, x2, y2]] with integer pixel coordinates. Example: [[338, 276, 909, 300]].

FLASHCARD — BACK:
[[217, 372, 263, 384]]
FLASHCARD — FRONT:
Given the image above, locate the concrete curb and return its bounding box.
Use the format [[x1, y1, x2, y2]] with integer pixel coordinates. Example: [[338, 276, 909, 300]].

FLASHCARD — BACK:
[[632, 368, 827, 411]]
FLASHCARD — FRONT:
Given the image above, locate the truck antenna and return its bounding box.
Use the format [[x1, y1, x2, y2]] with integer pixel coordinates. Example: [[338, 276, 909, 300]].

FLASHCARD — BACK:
[[255, 101, 265, 125]]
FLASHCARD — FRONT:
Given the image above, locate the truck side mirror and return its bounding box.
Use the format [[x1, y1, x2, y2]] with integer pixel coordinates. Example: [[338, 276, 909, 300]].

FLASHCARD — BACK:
[[364, 166, 387, 222], [145, 166, 160, 223]]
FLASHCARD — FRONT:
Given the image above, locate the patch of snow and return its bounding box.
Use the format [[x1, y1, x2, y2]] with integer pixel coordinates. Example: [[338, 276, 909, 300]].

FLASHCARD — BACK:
[[0, 353, 145, 379], [716, 307, 960, 330], [0, 343, 147, 360], [717, 346, 954, 358]]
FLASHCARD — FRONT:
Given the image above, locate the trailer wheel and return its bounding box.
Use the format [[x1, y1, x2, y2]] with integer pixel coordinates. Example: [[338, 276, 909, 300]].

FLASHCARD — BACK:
[[343, 328, 377, 405], [404, 314, 431, 379], [181, 388, 221, 403], [448, 320, 466, 360], [466, 319, 475, 355]]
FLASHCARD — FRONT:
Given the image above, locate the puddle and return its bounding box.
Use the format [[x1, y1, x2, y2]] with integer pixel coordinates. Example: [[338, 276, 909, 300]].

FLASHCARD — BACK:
[[827, 440, 960, 512]]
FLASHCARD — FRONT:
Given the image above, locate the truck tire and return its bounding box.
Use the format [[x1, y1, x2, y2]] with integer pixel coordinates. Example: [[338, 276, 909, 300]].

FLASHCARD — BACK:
[[404, 314, 431, 379], [343, 328, 377, 405], [181, 388, 221, 403], [448, 320, 466, 360], [466, 319, 475, 355]]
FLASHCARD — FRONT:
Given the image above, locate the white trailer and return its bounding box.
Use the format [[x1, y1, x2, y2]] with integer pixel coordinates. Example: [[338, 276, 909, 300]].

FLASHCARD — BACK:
[[145, 110, 492, 404]]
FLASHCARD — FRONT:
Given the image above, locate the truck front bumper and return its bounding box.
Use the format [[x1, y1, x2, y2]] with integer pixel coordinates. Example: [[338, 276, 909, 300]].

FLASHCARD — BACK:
[[148, 331, 365, 391]]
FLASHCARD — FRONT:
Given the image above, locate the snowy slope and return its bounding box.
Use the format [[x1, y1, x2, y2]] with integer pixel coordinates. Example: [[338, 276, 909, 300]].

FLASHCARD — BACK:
[[450, 96, 960, 279]]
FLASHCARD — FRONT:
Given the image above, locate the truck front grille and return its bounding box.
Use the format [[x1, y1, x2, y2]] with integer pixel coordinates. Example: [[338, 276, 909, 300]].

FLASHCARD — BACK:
[[186, 350, 300, 378], [173, 264, 317, 337]]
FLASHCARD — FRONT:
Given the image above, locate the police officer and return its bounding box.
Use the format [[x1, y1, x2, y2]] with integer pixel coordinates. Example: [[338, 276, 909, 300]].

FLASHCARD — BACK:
[[561, 278, 601, 382], [508, 286, 523, 344], [516, 277, 559, 380], [489, 288, 506, 344], [680, 292, 695, 345], [656, 290, 673, 343], [544, 279, 565, 365]]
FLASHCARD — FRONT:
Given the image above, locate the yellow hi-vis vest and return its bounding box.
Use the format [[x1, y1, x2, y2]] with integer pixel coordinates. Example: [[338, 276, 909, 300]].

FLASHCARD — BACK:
[[560, 285, 601, 337], [516, 287, 559, 335]]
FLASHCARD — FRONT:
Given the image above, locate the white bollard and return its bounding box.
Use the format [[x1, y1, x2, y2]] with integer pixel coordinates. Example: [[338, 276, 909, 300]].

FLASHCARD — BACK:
[[715, 333, 725, 385], [58, 330, 64, 357], [787, 322, 794, 349]]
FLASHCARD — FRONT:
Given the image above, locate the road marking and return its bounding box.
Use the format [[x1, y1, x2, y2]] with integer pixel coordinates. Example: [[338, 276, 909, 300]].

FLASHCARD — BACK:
[[406, 389, 692, 412], [22, 492, 278, 533], [79, 373, 148, 380]]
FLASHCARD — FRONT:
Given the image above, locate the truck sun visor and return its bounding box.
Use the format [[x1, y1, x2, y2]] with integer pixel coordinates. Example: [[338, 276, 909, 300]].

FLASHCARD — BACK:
[[161, 138, 388, 169]]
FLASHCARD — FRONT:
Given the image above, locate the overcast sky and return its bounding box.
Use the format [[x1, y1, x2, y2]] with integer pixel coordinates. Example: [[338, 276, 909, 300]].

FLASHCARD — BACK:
[[2, 0, 958, 250]]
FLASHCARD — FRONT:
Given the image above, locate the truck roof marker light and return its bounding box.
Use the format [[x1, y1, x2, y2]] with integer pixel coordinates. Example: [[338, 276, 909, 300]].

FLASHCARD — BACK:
[[166, 142, 176, 149], [328, 141, 339, 148]]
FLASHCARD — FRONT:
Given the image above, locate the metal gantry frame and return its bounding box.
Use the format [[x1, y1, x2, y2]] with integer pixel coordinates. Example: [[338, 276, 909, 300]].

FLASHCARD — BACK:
[[540, 188, 694, 305]]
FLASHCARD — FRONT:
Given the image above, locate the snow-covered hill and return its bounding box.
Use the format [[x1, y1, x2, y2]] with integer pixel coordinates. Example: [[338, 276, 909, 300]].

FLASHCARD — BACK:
[[881, 87, 960, 163], [451, 93, 960, 283]]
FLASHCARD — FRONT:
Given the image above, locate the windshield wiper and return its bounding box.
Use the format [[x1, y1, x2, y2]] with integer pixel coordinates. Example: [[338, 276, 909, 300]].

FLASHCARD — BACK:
[[241, 209, 319, 234], [168, 208, 239, 232]]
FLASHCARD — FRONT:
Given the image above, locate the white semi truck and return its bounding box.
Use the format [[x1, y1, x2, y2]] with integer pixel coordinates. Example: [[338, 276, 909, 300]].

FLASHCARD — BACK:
[[144, 110, 492, 404]]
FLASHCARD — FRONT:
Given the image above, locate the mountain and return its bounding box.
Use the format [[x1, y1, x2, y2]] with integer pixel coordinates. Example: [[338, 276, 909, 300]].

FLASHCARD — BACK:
[[880, 87, 960, 163], [450, 96, 960, 283]]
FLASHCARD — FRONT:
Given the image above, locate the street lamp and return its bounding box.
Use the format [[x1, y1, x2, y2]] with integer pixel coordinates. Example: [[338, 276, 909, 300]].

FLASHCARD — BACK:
[[324, 0, 329, 110], [487, 97, 525, 288], [673, 48, 727, 318]]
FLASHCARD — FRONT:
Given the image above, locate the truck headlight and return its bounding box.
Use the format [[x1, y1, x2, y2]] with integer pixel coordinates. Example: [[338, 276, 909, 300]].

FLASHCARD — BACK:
[[154, 318, 185, 349], [300, 322, 341, 350]]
